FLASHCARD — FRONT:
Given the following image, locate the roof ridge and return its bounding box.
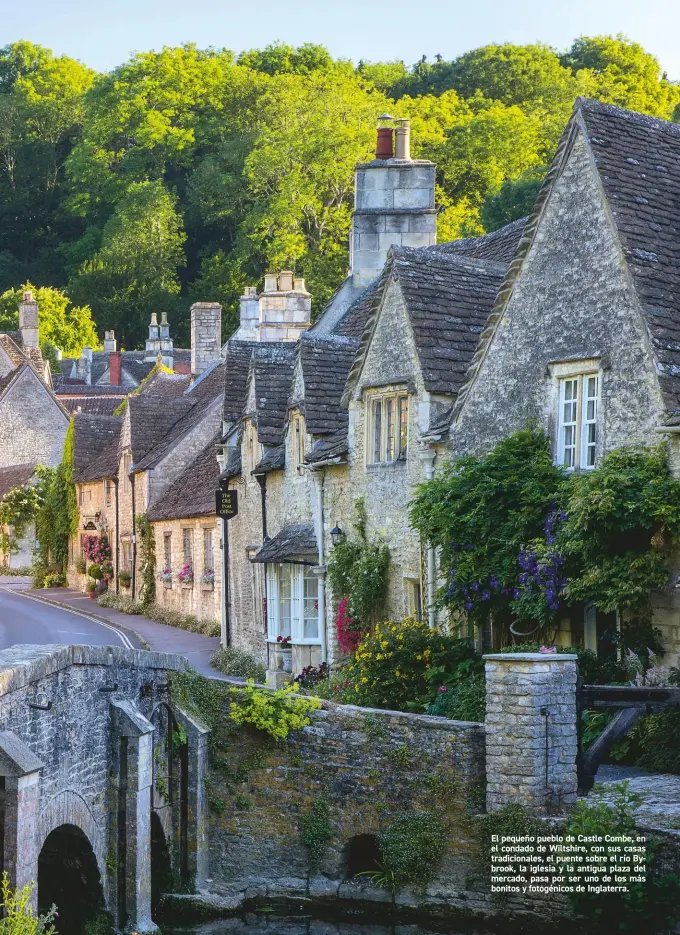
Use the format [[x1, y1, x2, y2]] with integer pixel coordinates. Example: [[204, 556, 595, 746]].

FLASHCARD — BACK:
[[576, 96, 680, 137]]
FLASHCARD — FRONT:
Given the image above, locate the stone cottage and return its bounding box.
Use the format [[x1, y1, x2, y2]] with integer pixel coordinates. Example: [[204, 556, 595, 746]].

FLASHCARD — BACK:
[[451, 97, 680, 662]]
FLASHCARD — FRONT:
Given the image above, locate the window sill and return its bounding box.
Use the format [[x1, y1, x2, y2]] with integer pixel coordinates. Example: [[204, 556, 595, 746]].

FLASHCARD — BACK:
[[180, 582, 194, 590], [266, 638, 322, 647], [200, 582, 214, 592], [365, 459, 407, 472]]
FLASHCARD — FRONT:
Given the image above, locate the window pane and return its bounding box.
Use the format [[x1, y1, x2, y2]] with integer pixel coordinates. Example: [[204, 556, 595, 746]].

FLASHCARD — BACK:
[[204, 529, 213, 571], [303, 570, 319, 640], [581, 375, 599, 469], [386, 398, 395, 461], [398, 397, 408, 459], [372, 400, 382, 463], [278, 567, 292, 639], [560, 379, 578, 468]]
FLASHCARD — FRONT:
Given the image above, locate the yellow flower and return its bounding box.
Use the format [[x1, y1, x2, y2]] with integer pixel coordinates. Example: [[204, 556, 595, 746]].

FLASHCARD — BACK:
[[361, 677, 368, 683]]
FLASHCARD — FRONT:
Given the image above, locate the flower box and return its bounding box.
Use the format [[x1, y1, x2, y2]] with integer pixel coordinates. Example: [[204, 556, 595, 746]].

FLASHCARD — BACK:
[[181, 582, 193, 590], [163, 581, 173, 590], [200, 582, 214, 592]]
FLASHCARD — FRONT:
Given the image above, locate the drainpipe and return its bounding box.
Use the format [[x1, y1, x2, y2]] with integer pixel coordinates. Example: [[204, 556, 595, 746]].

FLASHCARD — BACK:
[[312, 470, 327, 664], [114, 477, 120, 595], [418, 447, 437, 628], [130, 472, 136, 599]]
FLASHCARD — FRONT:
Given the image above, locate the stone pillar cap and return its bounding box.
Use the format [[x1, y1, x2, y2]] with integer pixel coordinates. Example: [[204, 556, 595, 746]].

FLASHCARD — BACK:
[[483, 653, 578, 662]]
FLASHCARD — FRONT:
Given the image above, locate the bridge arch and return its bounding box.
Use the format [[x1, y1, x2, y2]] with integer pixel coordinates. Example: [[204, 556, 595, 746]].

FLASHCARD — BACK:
[[37, 788, 106, 885], [38, 823, 106, 934]]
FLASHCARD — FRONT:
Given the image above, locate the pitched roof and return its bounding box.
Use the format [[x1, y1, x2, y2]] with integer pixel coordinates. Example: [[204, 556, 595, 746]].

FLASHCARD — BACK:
[[453, 98, 680, 419], [250, 523, 317, 563], [0, 334, 26, 369], [132, 392, 221, 474], [429, 216, 527, 264], [253, 445, 285, 475], [138, 370, 191, 398], [147, 435, 221, 522], [76, 421, 123, 483], [187, 359, 225, 400], [0, 463, 37, 500], [305, 430, 349, 465], [332, 279, 383, 340], [295, 334, 359, 436], [127, 395, 196, 465], [223, 340, 257, 424], [72, 414, 123, 482], [575, 98, 680, 411], [0, 362, 69, 418], [249, 344, 296, 447], [61, 397, 124, 416]]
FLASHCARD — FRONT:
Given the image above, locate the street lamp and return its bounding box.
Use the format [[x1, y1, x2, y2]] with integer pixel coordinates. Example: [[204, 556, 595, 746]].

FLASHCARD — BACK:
[[330, 524, 343, 547]]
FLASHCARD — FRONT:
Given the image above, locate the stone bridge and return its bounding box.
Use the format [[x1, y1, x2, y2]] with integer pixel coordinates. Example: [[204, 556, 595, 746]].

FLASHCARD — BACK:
[[0, 645, 208, 933]]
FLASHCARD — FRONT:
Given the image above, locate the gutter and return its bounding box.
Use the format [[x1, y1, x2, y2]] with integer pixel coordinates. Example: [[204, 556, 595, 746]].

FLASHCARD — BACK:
[[114, 477, 120, 595], [654, 426, 680, 434]]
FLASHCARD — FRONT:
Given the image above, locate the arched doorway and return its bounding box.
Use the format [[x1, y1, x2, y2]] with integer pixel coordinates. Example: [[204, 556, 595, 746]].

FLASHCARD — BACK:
[[38, 824, 106, 934], [151, 812, 172, 918]]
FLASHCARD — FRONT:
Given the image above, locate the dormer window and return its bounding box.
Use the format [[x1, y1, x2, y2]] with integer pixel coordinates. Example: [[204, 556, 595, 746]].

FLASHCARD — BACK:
[[367, 391, 408, 465], [556, 370, 600, 470]]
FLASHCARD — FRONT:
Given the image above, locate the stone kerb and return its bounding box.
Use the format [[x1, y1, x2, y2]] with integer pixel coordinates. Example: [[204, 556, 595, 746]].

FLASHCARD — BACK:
[[484, 653, 578, 815]]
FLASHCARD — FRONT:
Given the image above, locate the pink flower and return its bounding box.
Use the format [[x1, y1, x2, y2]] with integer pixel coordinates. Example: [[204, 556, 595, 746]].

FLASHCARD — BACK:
[[437, 685, 448, 693], [539, 646, 557, 654]]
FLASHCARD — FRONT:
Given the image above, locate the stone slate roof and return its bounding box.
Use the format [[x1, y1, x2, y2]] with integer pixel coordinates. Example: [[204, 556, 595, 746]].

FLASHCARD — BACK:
[[429, 216, 527, 264], [251, 523, 317, 564], [0, 334, 26, 369], [132, 393, 220, 474], [72, 414, 123, 483], [305, 430, 349, 465], [127, 395, 196, 466], [188, 359, 226, 400], [219, 446, 242, 482], [253, 445, 285, 475], [249, 344, 297, 447], [0, 463, 37, 500], [61, 397, 124, 415], [138, 371, 191, 398], [147, 435, 221, 522], [77, 422, 123, 483], [575, 98, 680, 411], [333, 279, 382, 340], [454, 98, 680, 419], [56, 385, 128, 396], [224, 341, 258, 424], [295, 334, 359, 436]]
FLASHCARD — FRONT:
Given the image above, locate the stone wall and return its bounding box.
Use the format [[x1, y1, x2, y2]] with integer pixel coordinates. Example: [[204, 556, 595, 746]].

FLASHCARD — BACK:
[[0, 367, 68, 469], [152, 516, 221, 623], [204, 697, 490, 913]]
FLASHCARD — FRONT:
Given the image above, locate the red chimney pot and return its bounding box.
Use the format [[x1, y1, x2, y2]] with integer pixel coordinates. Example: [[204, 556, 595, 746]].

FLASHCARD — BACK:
[[109, 351, 122, 387], [376, 127, 394, 159]]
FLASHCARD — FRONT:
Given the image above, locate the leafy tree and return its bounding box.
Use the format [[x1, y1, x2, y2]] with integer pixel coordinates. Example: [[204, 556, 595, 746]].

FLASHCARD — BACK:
[[561, 35, 680, 118], [187, 249, 247, 339], [0, 283, 99, 355], [238, 41, 335, 75], [480, 173, 543, 231], [68, 181, 185, 346], [356, 59, 409, 94]]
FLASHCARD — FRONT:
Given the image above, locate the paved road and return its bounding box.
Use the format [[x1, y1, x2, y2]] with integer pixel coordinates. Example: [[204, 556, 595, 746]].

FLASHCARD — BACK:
[[0, 578, 136, 650]]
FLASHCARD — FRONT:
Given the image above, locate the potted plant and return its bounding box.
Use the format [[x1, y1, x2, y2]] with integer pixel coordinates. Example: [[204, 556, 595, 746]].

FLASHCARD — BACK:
[[178, 563, 194, 588], [159, 567, 173, 588], [118, 570, 132, 589], [87, 580, 97, 599], [275, 635, 293, 673], [102, 562, 114, 582], [75, 556, 86, 575], [87, 564, 103, 598], [200, 568, 214, 591]]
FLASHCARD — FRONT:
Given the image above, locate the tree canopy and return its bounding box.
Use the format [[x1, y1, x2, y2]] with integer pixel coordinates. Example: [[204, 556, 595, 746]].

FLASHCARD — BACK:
[[0, 35, 676, 349]]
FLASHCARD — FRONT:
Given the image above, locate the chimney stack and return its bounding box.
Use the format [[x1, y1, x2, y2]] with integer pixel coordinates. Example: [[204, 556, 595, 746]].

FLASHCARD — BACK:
[[19, 290, 39, 350], [263, 272, 278, 293], [350, 116, 436, 287], [257, 269, 311, 342], [76, 347, 93, 385], [190, 302, 222, 375], [104, 330, 117, 353], [235, 286, 259, 340], [278, 270, 294, 292], [109, 351, 122, 386]]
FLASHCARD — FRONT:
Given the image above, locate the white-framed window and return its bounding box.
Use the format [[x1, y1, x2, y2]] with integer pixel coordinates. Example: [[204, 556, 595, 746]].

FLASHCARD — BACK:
[[266, 564, 319, 643], [366, 391, 409, 465], [557, 373, 600, 470]]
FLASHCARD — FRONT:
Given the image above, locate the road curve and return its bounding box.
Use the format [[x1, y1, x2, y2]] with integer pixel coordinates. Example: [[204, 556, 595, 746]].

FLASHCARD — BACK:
[[0, 582, 135, 650]]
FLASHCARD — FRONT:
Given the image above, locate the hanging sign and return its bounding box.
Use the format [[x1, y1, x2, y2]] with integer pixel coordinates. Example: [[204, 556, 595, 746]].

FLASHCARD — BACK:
[[215, 489, 238, 519]]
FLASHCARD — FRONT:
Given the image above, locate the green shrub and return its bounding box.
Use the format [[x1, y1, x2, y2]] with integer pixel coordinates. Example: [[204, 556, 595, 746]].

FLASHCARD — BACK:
[[211, 646, 266, 682], [426, 671, 485, 721], [348, 617, 482, 711], [300, 797, 332, 868], [75, 556, 87, 574], [228, 680, 321, 740], [0, 564, 32, 577], [43, 571, 66, 588], [96, 592, 143, 614], [377, 811, 447, 894], [118, 570, 131, 586], [87, 564, 103, 581], [0, 873, 56, 934], [629, 709, 680, 774]]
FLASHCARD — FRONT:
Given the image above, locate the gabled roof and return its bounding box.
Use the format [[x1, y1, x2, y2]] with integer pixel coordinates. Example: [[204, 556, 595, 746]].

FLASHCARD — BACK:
[[0, 362, 68, 419], [453, 98, 680, 419], [295, 334, 359, 436], [428, 216, 527, 264], [0, 463, 37, 500], [127, 395, 196, 465], [224, 340, 258, 424], [61, 397, 124, 416], [187, 359, 225, 400], [147, 434, 221, 522], [137, 370, 191, 398], [72, 414, 123, 483], [343, 246, 509, 402], [0, 334, 26, 369], [132, 392, 221, 474], [248, 344, 296, 447]]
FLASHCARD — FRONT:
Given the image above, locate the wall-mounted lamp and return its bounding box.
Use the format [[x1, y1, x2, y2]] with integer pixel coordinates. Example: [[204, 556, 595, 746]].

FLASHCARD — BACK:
[[330, 525, 344, 547]]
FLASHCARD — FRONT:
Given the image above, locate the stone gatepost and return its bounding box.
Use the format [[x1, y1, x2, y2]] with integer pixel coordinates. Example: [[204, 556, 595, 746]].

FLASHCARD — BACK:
[[0, 730, 44, 907], [173, 706, 210, 889], [484, 653, 578, 815]]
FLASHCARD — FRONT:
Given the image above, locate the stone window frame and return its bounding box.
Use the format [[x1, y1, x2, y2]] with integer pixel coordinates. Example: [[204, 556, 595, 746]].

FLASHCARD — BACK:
[[549, 358, 602, 472], [104, 479, 113, 508], [244, 420, 261, 477], [182, 527, 193, 566], [364, 386, 409, 467], [265, 563, 320, 645], [403, 575, 423, 621], [163, 531, 172, 572], [203, 527, 214, 573]]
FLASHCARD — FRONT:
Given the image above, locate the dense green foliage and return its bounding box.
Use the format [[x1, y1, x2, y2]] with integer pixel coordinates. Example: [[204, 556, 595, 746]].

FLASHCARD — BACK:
[[0, 283, 98, 357], [228, 680, 321, 740], [0, 873, 56, 935], [0, 37, 677, 346], [135, 512, 156, 605], [410, 430, 680, 643], [299, 796, 332, 868], [377, 811, 447, 894], [210, 645, 266, 682]]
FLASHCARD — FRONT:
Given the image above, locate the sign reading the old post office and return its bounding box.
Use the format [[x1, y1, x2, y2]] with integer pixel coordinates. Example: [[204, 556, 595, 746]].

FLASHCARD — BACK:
[[215, 489, 238, 519]]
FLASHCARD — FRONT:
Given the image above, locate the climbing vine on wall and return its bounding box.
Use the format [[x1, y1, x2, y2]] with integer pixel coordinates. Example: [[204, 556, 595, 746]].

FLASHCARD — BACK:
[[34, 419, 79, 574], [327, 498, 391, 648], [0, 482, 43, 559], [136, 513, 156, 605]]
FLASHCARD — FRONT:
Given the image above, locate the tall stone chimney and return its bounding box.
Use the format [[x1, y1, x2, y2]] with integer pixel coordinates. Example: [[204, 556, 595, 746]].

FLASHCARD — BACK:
[[257, 271, 311, 342], [19, 291, 39, 350], [351, 116, 436, 287], [233, 287, 260, 341], [190, 302, 222, 375], [145, 312, 173, 368], [76, 347, 93, 385], [104, 330, 117, 353]]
